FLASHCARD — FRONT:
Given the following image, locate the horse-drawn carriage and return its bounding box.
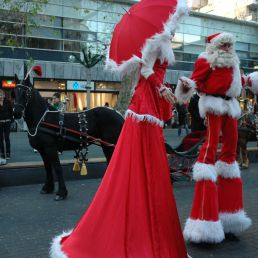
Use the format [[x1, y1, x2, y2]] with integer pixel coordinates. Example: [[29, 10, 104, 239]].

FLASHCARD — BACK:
[[166, 131, 206, 182]]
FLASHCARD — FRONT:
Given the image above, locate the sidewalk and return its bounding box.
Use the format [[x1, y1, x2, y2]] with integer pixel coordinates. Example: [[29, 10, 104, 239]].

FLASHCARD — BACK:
[[2, 129, 186, 165], [6, 129, 258, 164], [0, 163, 257, 258]]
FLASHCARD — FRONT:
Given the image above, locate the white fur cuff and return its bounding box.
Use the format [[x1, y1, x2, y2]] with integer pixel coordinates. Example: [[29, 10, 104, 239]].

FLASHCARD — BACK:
[[125, 109, 164, 127], [215, 160, 241, 178], [220, 210, 252, 234], [193, 162, 217, 182], [183, 218, 224, 243], [140, 66, 154, 79], [175, 76, 196, 104], [49, 230, 72, 258]]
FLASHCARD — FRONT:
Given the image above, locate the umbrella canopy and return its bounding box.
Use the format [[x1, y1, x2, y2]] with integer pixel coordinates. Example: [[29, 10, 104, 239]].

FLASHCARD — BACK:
[[106, 0, 188, 76]]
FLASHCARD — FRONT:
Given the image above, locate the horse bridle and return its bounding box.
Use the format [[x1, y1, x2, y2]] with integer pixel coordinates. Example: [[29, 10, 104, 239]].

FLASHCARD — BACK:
[[14, 83, 32, 113]]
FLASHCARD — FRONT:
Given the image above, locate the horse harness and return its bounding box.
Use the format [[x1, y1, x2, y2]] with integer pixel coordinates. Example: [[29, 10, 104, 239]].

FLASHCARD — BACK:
[[14, 83, 115, 162]]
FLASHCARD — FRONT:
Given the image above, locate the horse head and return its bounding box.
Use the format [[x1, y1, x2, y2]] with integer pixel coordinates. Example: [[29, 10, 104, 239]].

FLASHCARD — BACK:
[[13, 74, 33, 119]]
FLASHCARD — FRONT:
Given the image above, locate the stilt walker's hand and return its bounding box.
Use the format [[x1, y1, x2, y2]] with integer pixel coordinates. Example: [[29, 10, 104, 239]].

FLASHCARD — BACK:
[[179, 78, 191, 93], [159, 86, 176, 104]]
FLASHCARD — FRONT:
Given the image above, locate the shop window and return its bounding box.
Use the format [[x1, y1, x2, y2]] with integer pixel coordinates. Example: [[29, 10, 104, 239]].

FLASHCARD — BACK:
[[0, 21, 25, 35], [95, 82, 121, 91], [27, 37, 62, 50], [64, 40, 81, 52], [34, 80, 66, 90]]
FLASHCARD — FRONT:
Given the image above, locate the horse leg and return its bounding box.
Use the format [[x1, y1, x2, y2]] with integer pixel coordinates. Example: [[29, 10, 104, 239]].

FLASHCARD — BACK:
[[38, 149, 55, 194], [101, 145, 114, 164], [47, 149, 68, 201]]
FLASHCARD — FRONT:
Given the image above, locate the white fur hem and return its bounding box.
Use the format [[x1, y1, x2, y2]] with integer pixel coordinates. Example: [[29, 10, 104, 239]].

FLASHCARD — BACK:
[[193, 162, 217, 182], [220, 210, 252, 234], [199, 95, 241, 118], [140, 66, 154, 79], [49, 230, 72, 258], [183, 218, 224, 243], [247, 71, 258, 94], [125, 109, 164, 128], [175, 76, 196, 104], [215, 160, 240, 178]]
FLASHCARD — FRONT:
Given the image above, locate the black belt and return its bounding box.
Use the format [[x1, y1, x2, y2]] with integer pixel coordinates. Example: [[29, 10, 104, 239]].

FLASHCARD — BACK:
[[210, 94, 232, 101]]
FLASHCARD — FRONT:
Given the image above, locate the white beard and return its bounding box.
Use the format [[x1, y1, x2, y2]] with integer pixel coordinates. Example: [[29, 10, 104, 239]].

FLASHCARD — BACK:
[[205, 44, 239, 68]]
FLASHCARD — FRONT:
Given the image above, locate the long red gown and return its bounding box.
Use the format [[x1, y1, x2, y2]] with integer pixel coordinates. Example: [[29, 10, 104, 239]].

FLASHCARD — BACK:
[[50, 60, 188, 258]]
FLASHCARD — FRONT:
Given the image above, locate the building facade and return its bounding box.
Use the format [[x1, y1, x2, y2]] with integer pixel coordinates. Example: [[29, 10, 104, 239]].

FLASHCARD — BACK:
[[192, 0, 258, 22], [0, 0, 258, 110]]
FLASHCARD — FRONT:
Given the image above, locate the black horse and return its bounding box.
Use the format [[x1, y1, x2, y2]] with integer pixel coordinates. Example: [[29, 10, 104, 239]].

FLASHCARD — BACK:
[[13, 75, 124, 200]]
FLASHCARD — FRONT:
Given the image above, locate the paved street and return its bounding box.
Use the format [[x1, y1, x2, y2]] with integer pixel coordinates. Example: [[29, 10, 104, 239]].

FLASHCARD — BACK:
[[0, 164, 257, 258], [0, 128, 257, 258]]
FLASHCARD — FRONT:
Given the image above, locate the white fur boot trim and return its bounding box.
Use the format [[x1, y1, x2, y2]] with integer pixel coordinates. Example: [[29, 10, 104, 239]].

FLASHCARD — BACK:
[[193, 162, 217, 182], [215, 160, 240, 178], [183, 218, 225, 243], [49, 230, 72, 258], [220, 210, 252, 235]]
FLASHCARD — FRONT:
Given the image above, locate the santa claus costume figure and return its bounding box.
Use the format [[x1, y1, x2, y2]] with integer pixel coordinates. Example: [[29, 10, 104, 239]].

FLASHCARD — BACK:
[[50, 1, 190, 257], [175, 32, 251, 243]]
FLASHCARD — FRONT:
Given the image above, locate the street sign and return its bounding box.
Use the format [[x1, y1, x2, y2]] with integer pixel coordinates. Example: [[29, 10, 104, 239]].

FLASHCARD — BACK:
[[67, 80, 94, 91]]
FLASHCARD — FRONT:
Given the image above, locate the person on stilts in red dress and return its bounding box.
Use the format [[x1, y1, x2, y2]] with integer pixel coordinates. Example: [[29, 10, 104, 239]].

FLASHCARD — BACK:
[[50, 0, 191, 257], [175, 32, 251, 243]]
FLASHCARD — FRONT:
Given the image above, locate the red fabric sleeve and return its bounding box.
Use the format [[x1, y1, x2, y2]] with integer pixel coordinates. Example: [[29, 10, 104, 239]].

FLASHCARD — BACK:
[[190, 58, 211, 92], [146, 73, 162, 88]]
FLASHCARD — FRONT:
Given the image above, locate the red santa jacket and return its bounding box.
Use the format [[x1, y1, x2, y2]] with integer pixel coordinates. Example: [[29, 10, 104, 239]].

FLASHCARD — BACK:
[[191, 57, 241, 97], [127, 60, 172, 126], [175, 53, 242, 118]]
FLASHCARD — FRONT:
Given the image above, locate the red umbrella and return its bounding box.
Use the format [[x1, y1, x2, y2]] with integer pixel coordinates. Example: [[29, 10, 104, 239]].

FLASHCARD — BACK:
[[106, 0, 188, 75]]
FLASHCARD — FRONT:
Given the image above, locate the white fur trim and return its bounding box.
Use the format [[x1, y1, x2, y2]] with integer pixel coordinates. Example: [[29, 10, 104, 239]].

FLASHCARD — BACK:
[[141, 66, 154, 79], [198, 95, 241, 119], [125, 109, 164, 127], [247, 71, 258, 94], [183, 218, 224, 243], [105, 0, 189, 77], [215, 160, 241, 178], [226, 64, 242, 97], [49, 230, 72, 258], [193, 162, 217, 182], [175, 76, 196, 104], [105, 55, 141, 78], [220, 210, 252, 234]]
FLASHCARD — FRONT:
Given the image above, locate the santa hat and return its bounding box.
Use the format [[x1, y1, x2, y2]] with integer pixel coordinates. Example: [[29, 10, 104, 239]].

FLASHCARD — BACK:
[[206, 32, 235, 47]]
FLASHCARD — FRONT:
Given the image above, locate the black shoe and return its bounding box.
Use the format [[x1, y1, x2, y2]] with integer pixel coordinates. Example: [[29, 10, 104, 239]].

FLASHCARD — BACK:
[[6, 153, 10, 160]]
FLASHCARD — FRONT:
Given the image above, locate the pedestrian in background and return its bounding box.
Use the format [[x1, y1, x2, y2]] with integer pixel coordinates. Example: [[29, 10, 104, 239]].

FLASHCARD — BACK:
[[188, 93, 206, 132], [176, 102, 189, 136], [52, 93, 64, 111], [0, 89, 13, 159]]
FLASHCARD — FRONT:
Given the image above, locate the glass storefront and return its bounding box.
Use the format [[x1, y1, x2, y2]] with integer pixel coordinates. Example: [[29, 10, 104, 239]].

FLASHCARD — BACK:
[[34, 79, 121, 112]]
